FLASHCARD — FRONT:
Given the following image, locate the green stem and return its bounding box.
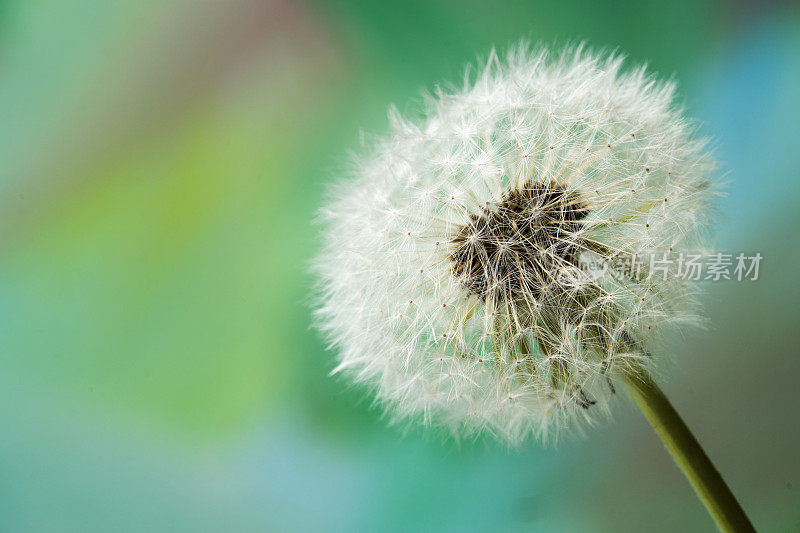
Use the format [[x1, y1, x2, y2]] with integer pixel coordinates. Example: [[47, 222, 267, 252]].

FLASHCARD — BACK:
[[624, 369, 756, 532]]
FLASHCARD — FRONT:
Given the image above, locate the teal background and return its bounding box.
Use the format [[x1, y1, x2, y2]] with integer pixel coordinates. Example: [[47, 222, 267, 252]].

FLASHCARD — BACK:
[[1, 1, 799, 531]]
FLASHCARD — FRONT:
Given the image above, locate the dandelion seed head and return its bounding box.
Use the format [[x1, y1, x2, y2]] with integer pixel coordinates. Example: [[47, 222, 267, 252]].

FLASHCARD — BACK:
[[314, 44, 718, 444]]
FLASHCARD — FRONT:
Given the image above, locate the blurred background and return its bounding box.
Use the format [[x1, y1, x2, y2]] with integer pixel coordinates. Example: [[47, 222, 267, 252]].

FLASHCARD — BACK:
[[1, 0, 799, 531]]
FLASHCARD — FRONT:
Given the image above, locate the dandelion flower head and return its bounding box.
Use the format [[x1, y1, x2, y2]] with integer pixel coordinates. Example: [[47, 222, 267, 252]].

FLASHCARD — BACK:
[[315, 45, 717, 444]]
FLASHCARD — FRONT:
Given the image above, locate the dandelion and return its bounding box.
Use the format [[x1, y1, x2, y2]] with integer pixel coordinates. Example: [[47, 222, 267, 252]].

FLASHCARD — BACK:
[[315, 44, 754, 531]]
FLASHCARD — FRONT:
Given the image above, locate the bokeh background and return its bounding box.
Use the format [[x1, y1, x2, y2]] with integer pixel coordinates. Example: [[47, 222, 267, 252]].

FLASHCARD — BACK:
[[2, 1, 799, 531]]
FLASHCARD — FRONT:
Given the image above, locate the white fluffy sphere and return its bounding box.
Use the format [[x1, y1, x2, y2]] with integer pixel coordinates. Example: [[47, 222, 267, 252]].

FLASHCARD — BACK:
[[315, 45, 717, 444]]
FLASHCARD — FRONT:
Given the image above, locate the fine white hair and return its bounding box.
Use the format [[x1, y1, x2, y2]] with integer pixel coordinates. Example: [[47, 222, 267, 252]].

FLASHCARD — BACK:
[[314, 44, 717, 444]]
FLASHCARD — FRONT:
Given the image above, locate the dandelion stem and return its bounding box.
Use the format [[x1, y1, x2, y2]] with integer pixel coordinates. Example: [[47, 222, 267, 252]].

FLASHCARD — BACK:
[[624, 370, 755, 532]]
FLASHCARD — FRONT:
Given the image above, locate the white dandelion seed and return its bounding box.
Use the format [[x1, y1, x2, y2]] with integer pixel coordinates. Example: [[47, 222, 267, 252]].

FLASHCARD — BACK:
[[314, 44, 719, 445]]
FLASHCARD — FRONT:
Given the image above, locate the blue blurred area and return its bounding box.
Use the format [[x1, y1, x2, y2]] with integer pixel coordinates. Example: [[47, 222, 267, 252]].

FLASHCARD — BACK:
[[1, 1, 799, 531], [696, 14, 800, 244]]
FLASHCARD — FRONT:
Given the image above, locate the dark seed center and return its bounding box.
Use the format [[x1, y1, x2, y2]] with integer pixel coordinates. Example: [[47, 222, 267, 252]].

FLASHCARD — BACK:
[[450, 180, 589, 301]]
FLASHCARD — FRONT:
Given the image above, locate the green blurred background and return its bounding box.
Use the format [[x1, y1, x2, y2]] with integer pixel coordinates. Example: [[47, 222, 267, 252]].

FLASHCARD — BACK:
[[1, 1, 799, 531]]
